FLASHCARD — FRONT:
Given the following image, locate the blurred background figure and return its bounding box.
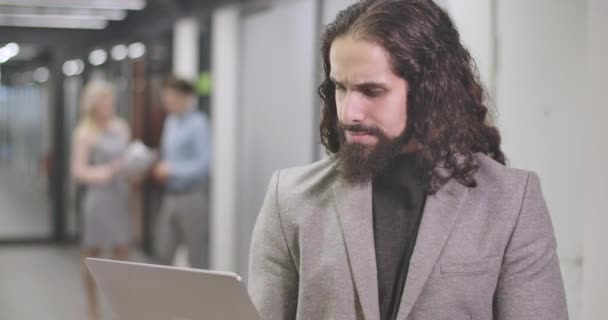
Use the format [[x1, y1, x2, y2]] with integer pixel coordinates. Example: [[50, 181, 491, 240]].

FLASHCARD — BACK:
[[152, 76, 211, 269], [70, 80, 131, 320]]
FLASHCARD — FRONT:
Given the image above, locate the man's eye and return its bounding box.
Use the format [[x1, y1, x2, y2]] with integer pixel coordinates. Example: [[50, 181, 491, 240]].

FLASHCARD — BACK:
[[363, 89, 382, 97]]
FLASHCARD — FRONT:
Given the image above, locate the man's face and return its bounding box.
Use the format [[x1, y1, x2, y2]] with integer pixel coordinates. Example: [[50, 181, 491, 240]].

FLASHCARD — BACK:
[[330, 36, 409, 146], [329, 36, 411, 184], [162, 88, 191, 114]]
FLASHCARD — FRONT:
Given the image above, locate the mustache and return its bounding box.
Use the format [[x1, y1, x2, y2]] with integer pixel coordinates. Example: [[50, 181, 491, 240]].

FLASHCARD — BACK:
[[338, 123, 384, 137]]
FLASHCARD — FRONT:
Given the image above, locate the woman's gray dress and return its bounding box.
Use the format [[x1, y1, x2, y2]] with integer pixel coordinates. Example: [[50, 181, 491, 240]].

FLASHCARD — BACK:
[[82, 127, 130, 248]]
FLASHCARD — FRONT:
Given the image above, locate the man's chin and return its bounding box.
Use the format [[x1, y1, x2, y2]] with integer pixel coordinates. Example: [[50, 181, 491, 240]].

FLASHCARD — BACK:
[[345, 133, 379, 145], [345, 141, 376, 151], [337, 136, 411, 184]]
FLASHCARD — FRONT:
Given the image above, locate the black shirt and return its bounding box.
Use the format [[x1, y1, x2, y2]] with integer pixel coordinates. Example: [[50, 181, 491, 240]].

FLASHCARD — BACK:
[[372, 153, 427, 320]]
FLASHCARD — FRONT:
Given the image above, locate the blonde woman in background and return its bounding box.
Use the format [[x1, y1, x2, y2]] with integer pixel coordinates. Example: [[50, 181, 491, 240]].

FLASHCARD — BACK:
[[70, 80, 131, 320]]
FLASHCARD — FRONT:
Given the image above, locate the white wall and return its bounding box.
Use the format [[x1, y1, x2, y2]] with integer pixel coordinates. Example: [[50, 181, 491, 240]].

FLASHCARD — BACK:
[[211, 0, 322, 278], [443, 0, 495, 97], [322, 0, 355, 22], [582, 0, 608, 318], [173, 18, 200, 82], [210, 5, 240, 272], [496, 1, 587, 318], [236, 0, 318, 277], [446, 0, 590, 317]]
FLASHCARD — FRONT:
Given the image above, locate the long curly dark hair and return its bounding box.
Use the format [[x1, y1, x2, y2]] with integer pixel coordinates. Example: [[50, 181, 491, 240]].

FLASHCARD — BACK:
[[319, 0, 506, 194]]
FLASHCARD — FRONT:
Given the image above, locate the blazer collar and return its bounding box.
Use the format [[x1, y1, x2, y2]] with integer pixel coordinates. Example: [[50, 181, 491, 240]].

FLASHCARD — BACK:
[[332, 169, 469, 320]]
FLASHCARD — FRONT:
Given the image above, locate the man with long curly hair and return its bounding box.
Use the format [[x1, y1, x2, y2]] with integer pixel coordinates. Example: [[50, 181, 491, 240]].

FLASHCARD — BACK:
[[248, 1, 568, 319]]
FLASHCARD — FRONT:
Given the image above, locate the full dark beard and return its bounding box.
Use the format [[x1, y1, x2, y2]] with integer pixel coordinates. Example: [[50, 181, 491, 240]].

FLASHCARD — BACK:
[[336, 123, 412, 186]]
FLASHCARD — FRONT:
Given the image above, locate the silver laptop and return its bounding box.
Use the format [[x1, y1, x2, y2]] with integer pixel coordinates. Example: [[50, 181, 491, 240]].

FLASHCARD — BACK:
[[86, 258, 262, 320]]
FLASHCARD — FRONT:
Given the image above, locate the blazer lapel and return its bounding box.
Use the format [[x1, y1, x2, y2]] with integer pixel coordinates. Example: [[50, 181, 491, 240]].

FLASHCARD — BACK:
[[333, 179, 380, 320], [396, 179, 470, 320]]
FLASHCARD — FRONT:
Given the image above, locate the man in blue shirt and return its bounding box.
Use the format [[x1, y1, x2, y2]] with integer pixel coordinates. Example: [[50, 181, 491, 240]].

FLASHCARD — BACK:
[[152, 76, 211, 269]]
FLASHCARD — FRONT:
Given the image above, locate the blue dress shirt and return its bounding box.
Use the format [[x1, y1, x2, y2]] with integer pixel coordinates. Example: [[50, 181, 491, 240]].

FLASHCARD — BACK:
[[161, 107, 212, 192]]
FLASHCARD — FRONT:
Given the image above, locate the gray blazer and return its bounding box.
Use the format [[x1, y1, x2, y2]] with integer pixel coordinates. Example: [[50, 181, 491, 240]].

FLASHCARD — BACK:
[[248, 154, 568, 320]]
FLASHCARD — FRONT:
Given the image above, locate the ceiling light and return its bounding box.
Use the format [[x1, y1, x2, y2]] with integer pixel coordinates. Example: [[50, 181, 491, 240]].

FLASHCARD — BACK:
[[33, 67, 50, 83], [63, 60, 77, 76], [63, 59, 84, 76], [74, 59, 85, 75], [0, 16, 107, 29], [0, 0, 146, 10], [89, 49, 107, 66], [128, 42, 145, 59], [0, 6, 127, 20], [111, 44, 128, 61], [0, 13, 109, 21], [0, 48, 11, 63], [4, 42, 18, 57]]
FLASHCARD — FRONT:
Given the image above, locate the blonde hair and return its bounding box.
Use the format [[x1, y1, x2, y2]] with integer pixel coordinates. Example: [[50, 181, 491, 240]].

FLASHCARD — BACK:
[[76, 80, 115, 138]]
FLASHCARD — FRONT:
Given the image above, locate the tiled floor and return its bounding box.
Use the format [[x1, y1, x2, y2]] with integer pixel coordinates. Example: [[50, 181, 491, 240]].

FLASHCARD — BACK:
[[0, 245, 88, 320], [0, 245, 155, 320]]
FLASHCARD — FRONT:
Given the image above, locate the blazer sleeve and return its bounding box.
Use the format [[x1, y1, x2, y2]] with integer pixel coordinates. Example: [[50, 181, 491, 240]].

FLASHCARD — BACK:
[[248, 171, 299, 320], [493, 172, 569, 319]]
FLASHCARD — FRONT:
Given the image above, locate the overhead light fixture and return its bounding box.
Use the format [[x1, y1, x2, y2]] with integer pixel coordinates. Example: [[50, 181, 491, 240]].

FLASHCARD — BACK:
[[0, 49, 11, 63], [89, 49, 108, 66], [4, 42, 18, 56], [63, 60, 77, 76], [0, 16, 107, 29], [0, 42, 19, 63], [75, 59, 85, 75], [63, 59, 84, 77], [111, 44, 128, 61], [0, 13, 108, 20], [33, 67, 50, 83], [0, 1, 140, 29], [0, 0, 146, 10], [128, 42, 145, 59], [0, 6, 127, 20]]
